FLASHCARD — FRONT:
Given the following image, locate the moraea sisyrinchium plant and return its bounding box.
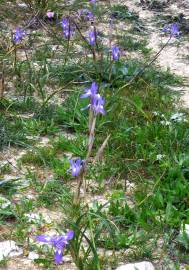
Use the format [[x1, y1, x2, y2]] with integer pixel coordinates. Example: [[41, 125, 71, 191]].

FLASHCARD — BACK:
[[13, 27, 26, 44], [80, 82, 105, 115], [70, 158, 83, 177], [36, 231, 74, 264], [162, 23, 180, 38], [112, 45, 120, 61], [81, 94, 105, 115], [80, 82, 98, 99], [91, 94, 105, 115], [62, 17, 75, 39], [79, 9, 94, 21], [89, 30, 96, 46]]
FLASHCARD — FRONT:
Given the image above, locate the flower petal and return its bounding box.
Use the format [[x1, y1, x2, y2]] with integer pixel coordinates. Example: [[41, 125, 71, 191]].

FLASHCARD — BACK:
[[36, 235, 54, 244], [91, 82, 98, 94], [80, 93, 90, 98], [81, 104, 90, 111], [64, 230, 74, 241], [54, 249, 63, 264]]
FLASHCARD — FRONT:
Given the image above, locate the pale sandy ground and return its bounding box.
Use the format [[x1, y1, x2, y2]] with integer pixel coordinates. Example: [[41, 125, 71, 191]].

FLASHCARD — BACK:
[[116, 0, 189, 107]]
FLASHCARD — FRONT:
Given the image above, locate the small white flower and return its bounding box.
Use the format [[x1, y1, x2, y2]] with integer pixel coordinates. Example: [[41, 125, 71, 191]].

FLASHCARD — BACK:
[[170, 112, 185, 122], [160, 120, 171, 126], [0, 196, 11, 209], [156, 154, 165, 161], [24, 212, 51, 224], [153, 111, 160, 116], [25, 213, 41, 223]]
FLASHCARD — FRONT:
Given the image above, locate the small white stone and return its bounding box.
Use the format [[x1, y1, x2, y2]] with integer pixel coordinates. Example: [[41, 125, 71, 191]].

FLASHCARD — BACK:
[[51, 45, 58, 51], [17, 3, 28, 8], [0, 241, 23, 260], [28, 251, 39, 260], [116, 261, 155, 270], [63, 255, 72, 263]]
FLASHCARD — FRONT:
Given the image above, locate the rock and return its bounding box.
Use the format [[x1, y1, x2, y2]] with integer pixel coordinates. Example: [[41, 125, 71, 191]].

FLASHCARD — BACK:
[[63, 254, 72, 263], [0, 241, 23, 260], [28, 251, 39, 260], [116, 261, 155, 270], [17, 3, 28, 8]]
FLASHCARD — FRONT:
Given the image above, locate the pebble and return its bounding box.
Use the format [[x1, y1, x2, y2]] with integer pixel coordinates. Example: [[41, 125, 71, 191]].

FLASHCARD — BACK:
[[0, 241, 23, 260], [28, 251, 39, 260], [116, 261, 155, 270]]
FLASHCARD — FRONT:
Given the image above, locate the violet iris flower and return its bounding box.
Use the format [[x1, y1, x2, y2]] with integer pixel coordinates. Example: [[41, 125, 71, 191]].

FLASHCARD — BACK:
[[90, 0, 96, 3], [89, 30, 96, 46], [36, 231, 74, 264], [13, 27, 25, 44], [86, 10, 94, 20], [62, 17, 75, 39], [62, 18, 69, 29], [80, 82, 105, 115], [70, 158, 83, 177], [112, 46, 120, 61], [91, 94, 105, 115], [162, 23, 180, 38], [81, 94, 105, 115], [79, 9, 94, 21], [80, 82, 98, 99]]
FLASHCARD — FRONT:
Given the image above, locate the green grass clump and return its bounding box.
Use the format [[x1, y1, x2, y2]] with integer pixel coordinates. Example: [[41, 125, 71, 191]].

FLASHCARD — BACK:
[[119, 36, 151, 55], [111, 5, 139, 22]]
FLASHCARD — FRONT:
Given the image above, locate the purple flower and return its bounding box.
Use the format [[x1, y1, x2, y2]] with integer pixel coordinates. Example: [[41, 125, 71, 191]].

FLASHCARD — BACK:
[[36, 231, 74, 264], [80, 82, 105, 115], [162, 23, 180, 38], [62, 17, 75, 39], [46, 11, 55, 18], [91, 94, 105, 115], [170, 23, 180, 37], [80, 82, 98, 99], [13, 27, 26, 44], [70, 158, 83, 177], [82, 94, 105, 115], [89, 30, 96, 46], [90, 0, 96, 3], [112, 46, 120, 61], [79, 9, 94, 21]]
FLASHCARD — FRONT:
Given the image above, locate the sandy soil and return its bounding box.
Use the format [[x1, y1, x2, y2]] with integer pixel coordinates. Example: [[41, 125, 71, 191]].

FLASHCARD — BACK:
[[118, 0, 189, 107]]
